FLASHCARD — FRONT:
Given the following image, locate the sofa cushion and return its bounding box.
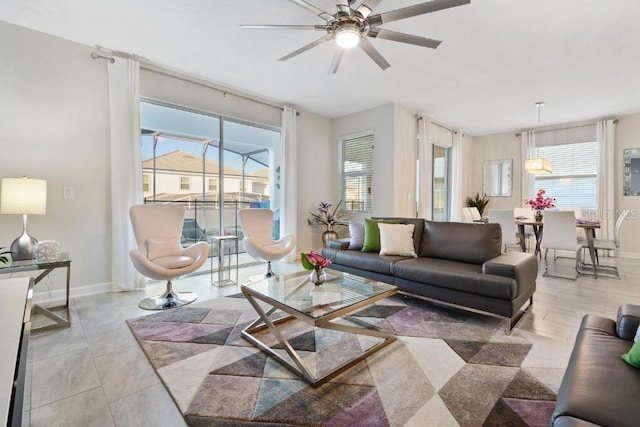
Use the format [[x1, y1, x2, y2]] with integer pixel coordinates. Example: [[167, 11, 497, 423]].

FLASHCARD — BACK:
[[332, 250, 408, 275], [552, 314, 640, 427], [392, 257, 517, 300], [374, 217, 425, 255], [379, 223, 417, 257], [362, 218, 399, 252], [348, 221, 365, 250], [622, 340, 640, 368], [419, 221, 501, 265]]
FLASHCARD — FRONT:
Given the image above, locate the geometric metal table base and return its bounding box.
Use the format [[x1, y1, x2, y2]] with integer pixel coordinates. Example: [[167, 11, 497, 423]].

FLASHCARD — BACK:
[[241, 288, 396, 387], [138, 280, 197, 310], [32, 304, 71, 332]]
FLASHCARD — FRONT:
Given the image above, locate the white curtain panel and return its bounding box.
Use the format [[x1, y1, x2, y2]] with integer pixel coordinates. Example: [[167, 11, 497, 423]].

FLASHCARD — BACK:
[[108, 58, 144, 291], [281, 106, 297, 262], [417, 115, 433, 219], [597, 119, 616, 241], [450, 131, 465, 221], [520, 131, 536, 204]]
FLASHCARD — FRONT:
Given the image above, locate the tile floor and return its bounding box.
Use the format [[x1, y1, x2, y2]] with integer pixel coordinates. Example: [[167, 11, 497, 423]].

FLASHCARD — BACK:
[[22, 255, 640, 426]]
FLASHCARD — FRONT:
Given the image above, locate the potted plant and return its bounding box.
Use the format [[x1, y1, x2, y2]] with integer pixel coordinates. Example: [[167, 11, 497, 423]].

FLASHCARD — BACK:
[[0, 247, 10, 265], [465, 193, 490, 216], [308, 200, 348, 248]]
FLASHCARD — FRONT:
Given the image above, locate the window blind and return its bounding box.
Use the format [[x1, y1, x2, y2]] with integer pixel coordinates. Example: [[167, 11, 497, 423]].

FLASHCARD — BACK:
[[342, 134, 374, 212], [535, 141, 598, 210]]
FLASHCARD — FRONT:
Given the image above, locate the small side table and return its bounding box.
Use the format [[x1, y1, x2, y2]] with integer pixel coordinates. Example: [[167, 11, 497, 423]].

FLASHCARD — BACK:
[[0, 254, 71, 332], [210, 235, 238, 287]]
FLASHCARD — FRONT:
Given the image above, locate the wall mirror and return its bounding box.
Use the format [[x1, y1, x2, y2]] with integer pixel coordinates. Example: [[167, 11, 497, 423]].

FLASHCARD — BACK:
[[483, 159, 512, 197], [623, 148, 640, 196]]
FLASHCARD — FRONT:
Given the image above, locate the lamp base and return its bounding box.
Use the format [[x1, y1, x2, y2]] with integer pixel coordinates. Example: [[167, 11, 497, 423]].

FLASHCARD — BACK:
[[10, 231, 37, 261]]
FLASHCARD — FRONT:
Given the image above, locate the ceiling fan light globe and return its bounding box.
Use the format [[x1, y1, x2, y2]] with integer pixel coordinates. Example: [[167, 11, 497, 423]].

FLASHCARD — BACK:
[[336, 29, 360, 48]]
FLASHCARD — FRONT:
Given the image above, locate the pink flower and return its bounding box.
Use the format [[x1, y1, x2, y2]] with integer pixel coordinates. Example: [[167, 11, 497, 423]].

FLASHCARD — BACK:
[[525, 189, 556, 211], [301, 250, 332, 271]]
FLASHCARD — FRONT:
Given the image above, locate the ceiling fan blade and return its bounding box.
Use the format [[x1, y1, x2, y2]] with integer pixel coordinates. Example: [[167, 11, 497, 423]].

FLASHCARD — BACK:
[[286, 0, 334, 21], [369, 0, 470, 25], [279, 34, 333, 61], [359, 38, 391, 70], [241, 25, 326, 31], [329, 49, 344, 74], [356, 0, 384, 18], [369, 28, 441, 49], [336, 0, 351, 15]]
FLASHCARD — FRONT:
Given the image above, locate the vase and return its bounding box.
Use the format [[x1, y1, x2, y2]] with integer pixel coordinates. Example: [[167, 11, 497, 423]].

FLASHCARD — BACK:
[[309, 268, 326, 286], [321, 230, 339, 248], [534, 210, 543, 222]]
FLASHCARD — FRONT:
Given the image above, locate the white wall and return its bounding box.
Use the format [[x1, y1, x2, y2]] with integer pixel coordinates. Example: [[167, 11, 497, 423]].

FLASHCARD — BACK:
[[296, 112, 334, 252], [614, 113, 640, 256], [0, 22, 112, 297], [468, 131, 522, 211]]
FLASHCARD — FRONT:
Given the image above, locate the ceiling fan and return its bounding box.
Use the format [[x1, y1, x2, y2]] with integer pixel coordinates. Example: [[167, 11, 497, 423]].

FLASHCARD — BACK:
[[241, 0, 471, 73]]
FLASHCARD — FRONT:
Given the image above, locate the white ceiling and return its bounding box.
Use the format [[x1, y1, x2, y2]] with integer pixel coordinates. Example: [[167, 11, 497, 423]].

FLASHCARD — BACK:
[[2, 0, 640, 136]]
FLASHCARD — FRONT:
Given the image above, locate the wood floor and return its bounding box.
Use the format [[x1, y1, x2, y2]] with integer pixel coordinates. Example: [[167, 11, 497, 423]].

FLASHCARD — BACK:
[[22, 255, 640, 426]]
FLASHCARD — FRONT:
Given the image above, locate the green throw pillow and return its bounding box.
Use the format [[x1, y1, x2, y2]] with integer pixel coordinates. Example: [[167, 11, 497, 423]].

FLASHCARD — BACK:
[[622, 340, 640, 369], [361, 218, 399, 253]]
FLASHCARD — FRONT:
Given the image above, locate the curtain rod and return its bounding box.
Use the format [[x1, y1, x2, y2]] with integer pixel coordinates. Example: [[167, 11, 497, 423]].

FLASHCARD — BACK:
[[90, 47, 286, 113], [515, 119, 618, 137]]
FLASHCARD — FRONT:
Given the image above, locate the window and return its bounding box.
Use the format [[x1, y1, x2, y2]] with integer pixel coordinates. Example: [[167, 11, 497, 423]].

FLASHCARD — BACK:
[[534, 141, 598, 210], [208, 178, 217, 192], [341, 133, 374, 212], [142, 174, 150, 192], [432, 145, 450, 221], [180, 176, 190, 190]]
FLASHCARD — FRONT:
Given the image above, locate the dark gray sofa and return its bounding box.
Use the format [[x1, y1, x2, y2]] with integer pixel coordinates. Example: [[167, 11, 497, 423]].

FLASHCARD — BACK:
[[322, 218, 538, 329], [552, 304, 640, 426]]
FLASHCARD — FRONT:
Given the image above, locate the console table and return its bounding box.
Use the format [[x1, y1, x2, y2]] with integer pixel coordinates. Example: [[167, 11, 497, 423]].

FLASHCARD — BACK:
[[0, 254, 71, 332], [0, 277, 32, 427]]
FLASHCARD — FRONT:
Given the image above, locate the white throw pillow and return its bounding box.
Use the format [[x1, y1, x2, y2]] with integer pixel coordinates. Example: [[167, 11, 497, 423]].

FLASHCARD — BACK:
[[147, 237, 182, 260], [378, 223, 417, 257]]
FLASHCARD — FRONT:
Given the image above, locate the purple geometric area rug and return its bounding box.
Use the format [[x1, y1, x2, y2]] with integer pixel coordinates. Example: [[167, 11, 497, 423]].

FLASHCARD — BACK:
[[127, 294, 557, 426]]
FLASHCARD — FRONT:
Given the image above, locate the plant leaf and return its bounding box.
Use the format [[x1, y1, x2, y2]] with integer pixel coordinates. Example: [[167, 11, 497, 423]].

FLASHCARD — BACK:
[[300, 253, 314, 270]]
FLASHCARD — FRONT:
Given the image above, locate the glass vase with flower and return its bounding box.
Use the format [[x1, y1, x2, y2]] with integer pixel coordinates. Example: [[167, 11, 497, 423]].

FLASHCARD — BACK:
[[301, 250, 332, 285], [525, 189, 556, 221]]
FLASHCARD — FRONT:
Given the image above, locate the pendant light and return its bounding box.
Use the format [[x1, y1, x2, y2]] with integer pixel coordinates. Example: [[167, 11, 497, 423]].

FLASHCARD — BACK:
[[524, 102, 553, 175]]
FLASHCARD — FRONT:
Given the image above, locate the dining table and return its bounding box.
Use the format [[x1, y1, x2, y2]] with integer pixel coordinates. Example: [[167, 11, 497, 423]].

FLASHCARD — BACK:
[[515, 218, 602, 278]]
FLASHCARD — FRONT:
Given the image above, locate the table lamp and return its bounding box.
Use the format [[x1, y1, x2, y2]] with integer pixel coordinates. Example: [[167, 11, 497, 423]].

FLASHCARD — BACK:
[[1, 177, 47, 260]]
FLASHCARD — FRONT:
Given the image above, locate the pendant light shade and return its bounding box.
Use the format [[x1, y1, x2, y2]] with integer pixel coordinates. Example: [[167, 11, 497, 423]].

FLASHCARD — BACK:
[[524, 157, 553, 175], [525, 102, 552, 175]]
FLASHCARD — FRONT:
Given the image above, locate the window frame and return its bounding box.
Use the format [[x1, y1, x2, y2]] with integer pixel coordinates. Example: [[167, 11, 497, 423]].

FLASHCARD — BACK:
[[534, 140, 598, 211], [339, 130, 375, 213], [180, 176, 190, 190]]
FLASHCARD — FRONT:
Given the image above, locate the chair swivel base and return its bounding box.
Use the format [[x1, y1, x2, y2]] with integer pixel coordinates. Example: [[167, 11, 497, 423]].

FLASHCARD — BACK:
[[139, 281, 197, 310]]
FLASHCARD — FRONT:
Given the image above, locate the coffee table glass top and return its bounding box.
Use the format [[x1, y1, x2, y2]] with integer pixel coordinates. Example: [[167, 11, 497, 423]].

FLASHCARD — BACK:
[[241, 269, 397, 320]]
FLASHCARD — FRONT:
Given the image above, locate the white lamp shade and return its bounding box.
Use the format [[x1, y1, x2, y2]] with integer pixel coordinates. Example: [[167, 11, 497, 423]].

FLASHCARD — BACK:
[[1, 177, 47, 215], [524, 158, 552, 175]]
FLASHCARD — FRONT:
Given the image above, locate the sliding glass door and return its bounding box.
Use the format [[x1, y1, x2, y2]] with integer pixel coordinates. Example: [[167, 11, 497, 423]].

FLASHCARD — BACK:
[[139, 101, 281, 268]]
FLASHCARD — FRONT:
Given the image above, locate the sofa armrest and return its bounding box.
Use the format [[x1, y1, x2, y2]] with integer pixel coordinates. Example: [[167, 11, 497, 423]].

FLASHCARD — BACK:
[[616, 304, 640, 341], [482, 252, 538, 288], [328, 238, 350, 250]]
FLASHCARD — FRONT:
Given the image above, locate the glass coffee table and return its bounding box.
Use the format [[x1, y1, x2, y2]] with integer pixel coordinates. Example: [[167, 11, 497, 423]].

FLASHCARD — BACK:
[[241, 269, 397, 386]]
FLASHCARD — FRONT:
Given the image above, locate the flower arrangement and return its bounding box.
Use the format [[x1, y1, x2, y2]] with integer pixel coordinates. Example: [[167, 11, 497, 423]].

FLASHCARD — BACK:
[[300, 250, 332, 271], [307, 200, 348, 232], [526, 189, 556, 211]]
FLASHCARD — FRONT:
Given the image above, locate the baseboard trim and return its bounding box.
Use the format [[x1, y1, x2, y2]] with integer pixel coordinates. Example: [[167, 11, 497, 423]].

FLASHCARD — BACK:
[[32, 281, 113, 305]]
